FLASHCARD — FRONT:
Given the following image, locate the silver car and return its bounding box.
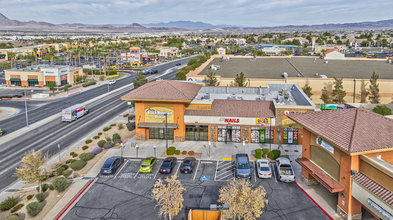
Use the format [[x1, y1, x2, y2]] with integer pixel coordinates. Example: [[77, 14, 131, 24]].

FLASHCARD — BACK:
[[256, 159, 272, 179]]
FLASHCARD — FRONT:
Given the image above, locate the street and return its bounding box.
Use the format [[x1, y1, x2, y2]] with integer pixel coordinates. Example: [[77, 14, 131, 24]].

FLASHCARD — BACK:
[[0, 58, 192, 192]]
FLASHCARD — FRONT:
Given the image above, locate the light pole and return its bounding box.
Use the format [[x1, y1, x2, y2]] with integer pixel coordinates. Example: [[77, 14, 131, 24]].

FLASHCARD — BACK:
[[135, 144, 139, 158], [165, 113, 168, 149], [107, 81, 109, 93], [154, 144, 156, 157], [270, 116, 273, 152]]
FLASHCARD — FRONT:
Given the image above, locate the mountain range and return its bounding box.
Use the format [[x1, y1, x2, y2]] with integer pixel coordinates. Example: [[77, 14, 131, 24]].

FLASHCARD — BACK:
[[143, 21, 242, 30]]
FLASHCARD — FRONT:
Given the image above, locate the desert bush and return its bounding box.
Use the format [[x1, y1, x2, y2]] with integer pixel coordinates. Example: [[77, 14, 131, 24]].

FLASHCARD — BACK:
[[49, 185, 54, 190], [10, 203, 23, 213], [0, 196, 18, 211], [6, 214, 20, 220], [105, 136, 111, 142], [36, 184, 48, 193], [270, 150, 281, 160], [262, 148, 269, 158], [112, 133, 121, 142], [167, 147, 176, 155], [35, 193, 46, 202], [70, 160, 86, 171], [70, 152, 75, 156], [182, 151, 187, 155], [255, 149, 262, 159], [94, 135, 99, 139], [82, 146, 88, 150], [117, 123, 124, 130], [85, 139, 92, 144], [71, 159, 77, 163], [52, 177, 68, 192], [61, 165, 69, 169], [114, 139, 122, 145], [104, 141, 114, 149], [63, 170, 72, 178], [97, 140, 106, 148], [92, 147, 103, 155], [72, 153, 78, 158], [27, 195, 33, 200], [126, 122, 135, 131], [98, 132, 102, 135], [123, 113, 129, 117], [110, 123, 116, 127], [56, 167, 66, 176], [80, 152, 95, 161], [175, 150, 180, 155], [103, 127, 109, 132], [26, 202, 41, 217], [66, 159, 72, 164], [188, 151, 195, 156]]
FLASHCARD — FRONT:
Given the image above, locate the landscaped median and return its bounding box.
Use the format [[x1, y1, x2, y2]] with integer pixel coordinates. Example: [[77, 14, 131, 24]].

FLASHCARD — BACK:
[[107, 73, 126, 80], [0, 122, 136, 220]]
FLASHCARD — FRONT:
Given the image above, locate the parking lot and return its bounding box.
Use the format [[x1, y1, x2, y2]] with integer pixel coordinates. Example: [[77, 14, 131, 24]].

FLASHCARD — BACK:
[[64, 157, 331, 220]]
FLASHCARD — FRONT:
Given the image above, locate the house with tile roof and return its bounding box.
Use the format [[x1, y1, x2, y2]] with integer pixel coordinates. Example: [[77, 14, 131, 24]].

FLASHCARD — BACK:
[[322, 49, 345, 60], [289, 108, 393, 220]]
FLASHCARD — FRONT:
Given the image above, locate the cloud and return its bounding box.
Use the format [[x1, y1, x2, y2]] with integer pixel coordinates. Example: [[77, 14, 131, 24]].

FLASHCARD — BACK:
[[1, 0, 392, 26]]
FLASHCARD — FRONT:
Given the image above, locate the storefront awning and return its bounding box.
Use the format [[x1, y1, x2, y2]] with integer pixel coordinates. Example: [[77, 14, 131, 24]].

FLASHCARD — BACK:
[[27, 79, 38, 82], [10, 78, 20, 81], [296, 157, 344, 193], [137, 122, 178, 129]]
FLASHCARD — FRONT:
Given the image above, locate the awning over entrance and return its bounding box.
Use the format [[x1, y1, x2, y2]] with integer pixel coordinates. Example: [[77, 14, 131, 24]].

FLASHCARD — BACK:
[[10, 78, 21, 81], [27, 79, 38, 82], [137, 122, 178, 129], [296, 157, 344, 193]]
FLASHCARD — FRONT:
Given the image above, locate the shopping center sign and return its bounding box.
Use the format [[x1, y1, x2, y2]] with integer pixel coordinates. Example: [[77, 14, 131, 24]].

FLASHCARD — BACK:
[[316, 136, 334, 154], [219, 118, 240, 123], [255, 118, 270, 124]]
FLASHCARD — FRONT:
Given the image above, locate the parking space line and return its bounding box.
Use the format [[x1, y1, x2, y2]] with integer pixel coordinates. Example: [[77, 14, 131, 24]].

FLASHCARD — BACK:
[[129, 159, 142, 161], [193, 160, 201, 180], [214, 160, 219, 181], [114, 159, 129, 178], [154, 160, 163, 179], [200, 161, 212, 163], [134, 170, 140, 179], [216, 169, 233, 177], [217, 163, 233, 170], [175, 161, 181, 176], [216, 173, 233, 181], [254, 161, 256, 183]]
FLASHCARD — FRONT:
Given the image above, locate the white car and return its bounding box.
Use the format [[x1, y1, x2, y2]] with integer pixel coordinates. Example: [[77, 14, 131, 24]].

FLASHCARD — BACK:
[[276, 157, 295, 182], [256, 159, 272, 178], [108, 80, 116, 85]]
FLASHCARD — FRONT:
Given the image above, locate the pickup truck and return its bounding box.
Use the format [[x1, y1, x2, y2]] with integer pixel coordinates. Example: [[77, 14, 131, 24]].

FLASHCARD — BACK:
[[235, 154, 251, 180], [276, 157, 295, 182]]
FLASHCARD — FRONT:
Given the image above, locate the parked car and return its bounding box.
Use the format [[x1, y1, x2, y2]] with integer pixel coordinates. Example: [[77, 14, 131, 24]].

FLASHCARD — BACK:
[[256, 159, 272, 179], [180, 157, 196, 174], [139, 157, 157, 173], [11, 95, 22, 98], [108, 80, 116, 85], [176, 62, 181, 66], [159, 157, 177, 174], [101, 157, 124, 175], [235, 154, 251, 179], [276, 157, 295, 182]]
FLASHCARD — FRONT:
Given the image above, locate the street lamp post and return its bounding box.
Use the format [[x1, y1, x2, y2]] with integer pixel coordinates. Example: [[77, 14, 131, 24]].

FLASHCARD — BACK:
[[208, 141, 211, 159], [165, 113, 168, 149], [154, 144, 156, 157], [135, 144, 139, 158], [270, 116, 273, 152]]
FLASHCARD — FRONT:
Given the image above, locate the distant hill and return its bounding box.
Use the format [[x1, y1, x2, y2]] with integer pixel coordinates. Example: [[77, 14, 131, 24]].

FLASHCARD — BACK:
[[143, 21, 241, 30]]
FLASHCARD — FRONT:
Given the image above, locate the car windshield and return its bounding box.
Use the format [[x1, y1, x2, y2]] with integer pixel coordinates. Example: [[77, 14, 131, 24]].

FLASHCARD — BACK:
[[260, 167, 270, 171], [161, 162, 171, 167], [182, 165, 191, 169], [238, 163, 250, 169], [141, 165, 150, 168], [102, 160, 113, 168]]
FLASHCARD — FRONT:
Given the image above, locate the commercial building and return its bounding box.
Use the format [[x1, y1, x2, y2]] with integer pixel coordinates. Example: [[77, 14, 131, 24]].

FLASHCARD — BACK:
[[217, 47, 226, 55], [4, 65, 82, 87], [121, 80, 315, 144], [262, 45, 287, 55], [121, 47, 140, 64], [289, 109, 393, 220], [322, 49, 345, 60]]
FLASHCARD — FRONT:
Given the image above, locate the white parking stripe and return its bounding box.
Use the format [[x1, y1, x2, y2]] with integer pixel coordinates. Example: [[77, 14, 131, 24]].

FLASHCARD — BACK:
[[154, 160, 163, 179], [216, 173, 234, 181], [217, 163, 233, 170], [216, 169, 233, 177], [254, 161, 257, 183], [134, 170, 140, 179], [200, 161, 212, 163], [193, 160, 201, 180], [175, 161, 181, 176], [114, 159, 129, 178], [214, 160, 219, 181]]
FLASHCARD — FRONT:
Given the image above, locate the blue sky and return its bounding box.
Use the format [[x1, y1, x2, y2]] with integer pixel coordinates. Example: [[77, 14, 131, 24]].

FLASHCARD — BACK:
[[2, 0, 392, 27]]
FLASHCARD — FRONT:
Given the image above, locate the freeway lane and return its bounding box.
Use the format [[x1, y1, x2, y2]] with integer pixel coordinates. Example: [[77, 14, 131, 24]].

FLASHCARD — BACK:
[[0, 58, 187, 192], [0, 57, 191, 135]]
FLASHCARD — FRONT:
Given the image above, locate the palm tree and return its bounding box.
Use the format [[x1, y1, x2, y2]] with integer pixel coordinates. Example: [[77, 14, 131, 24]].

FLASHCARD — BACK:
[[99, 49, 108, 76], [33, 48, 38, 64], [113, 43, 121, 70], [65, 51, 69, 65], [8, 52, 16, 68]]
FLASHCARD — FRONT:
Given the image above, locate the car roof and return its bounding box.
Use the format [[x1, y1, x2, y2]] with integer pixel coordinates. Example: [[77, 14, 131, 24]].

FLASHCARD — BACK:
[[276, 157, 291, 164], [164, 157, 176, 161]]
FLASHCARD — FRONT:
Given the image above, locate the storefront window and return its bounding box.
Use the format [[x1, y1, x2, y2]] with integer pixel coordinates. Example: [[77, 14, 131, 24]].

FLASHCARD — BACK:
[[11, 81, 21, 86], [251, 127, 260, 143], [61, 80, 67, 86], [283, 128, 298, 144], [231, 126, 241, 142], [185, 125, 208, 141], [149, 128, 174, 140], [217, 126, 226, 142]]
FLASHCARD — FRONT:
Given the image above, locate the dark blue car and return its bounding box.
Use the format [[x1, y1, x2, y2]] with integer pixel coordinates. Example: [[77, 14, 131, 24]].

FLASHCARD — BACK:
[[101, 157, 124, 175], [159, 157, 177, 174]]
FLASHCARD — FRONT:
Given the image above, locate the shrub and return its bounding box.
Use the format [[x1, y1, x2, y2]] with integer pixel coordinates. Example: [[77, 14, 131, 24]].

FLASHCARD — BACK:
[[26, 202, 41, 217], [105, 136, 111, 142], [114, 139, 122, 145], [0, 197, 18, 211], [123, 113, 129, 117], [167, 147, 176, 155], [37, 184, 48, 192], [35, 193, 46, 202], [71, 159, 77, 163], [49, 172, 55, 178], [262, 148, 269, 158], [182, 151, 187, 155], [104, 141, 114, 149], [70, 152, 75, 156], [255, 149, 262, 159], [27, 194, 33, 200], [49, 185, 54, 190], [66, 159, 72, 164], [112, 133, 121, 142], [80, 152, 95, 161], [99, 76, 105, 81], [117, 123, 124, 130], [110, 123, 116, 127], [10, 203, 23, 213], [188, 151, 195, 156], [94, 135, 100, 139], [63, 170, 72, 178], [6, 214, 20, 220], [270, 150, 281, 160], [61, 165, 69, 170], [85, 140, 92, 144], [126, 122, 135, 131], [82, 146, 88, 150], [52, 177, 68, 192], [98, 132, 102, 135], [103, 127, 109, 132], [175, 150, 180, 155], [56, 167, 66, 176], [72, 153, 78, 158], [97, 140, 106, 148], [92, 147, 103, 155], [70, 160, 86, 171]]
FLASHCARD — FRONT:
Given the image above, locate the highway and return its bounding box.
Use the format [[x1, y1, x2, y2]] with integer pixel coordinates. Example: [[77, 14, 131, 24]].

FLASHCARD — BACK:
[[0, 57, 191, 192]]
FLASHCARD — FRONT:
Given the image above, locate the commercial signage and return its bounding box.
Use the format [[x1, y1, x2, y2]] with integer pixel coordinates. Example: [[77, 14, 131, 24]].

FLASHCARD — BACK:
[[293, 128, 298, 140], [187, 78, 207, 83], [130, 50, 139, 53], [219, 118, 239, 123], [256, 118, 270, 124], [61, 70, 67, 73], [316, 136, 334, 154], [283, 110, 305, 115], [145, 107, 174, 122], [320, 104, 347, 110], [45, 71, 54, 74], [283, 128, 288, 140]]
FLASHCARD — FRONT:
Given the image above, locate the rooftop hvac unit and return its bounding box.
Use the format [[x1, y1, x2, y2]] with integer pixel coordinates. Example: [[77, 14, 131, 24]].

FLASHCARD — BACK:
[[297, 74, 301, 77], [315, 73, 319, 76], [210, 64, 220, 70], [278, 95, 285, 104], [319, 75, 328, 78], [203, 93, 210, 100], [325, 61, 328, 64], [229, 94, 236, 100], [283, 72, 288, 78], [282, 89, 287, 95], [260, 94, 266, 101], [287, 93, 293, 101]]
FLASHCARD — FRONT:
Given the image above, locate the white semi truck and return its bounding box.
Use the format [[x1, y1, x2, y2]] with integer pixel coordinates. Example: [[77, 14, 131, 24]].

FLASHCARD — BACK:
[[62, 104, 89, 122]]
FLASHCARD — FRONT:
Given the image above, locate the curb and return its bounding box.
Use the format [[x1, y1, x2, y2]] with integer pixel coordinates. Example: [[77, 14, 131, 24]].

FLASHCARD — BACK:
[[296, 182, 334, 220], [54, 179, 95, 220]]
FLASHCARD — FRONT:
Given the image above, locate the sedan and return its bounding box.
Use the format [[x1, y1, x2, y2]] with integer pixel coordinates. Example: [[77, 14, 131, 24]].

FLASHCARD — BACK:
[[159, 157, 177, 174], [139, 157, 157, 173], [11, 95, 22, 98], [108, 80, 116, 85], [101, 157, 124, 175], [180, 157, 196, 174], [256, 159, 272, 179], [175, 62, 181, 66], [150, 69, 158, 74]]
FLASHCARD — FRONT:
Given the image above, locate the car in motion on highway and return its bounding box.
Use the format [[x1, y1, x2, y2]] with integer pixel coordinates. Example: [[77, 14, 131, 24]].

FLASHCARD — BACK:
[[180, 157, 196, 174], [150, 69, 158, 74], [101, 157, 124, 175], [11, 94, 22, 98], [139, 157, 157, 173], [62, 104, 89, 122], [176, 62, 181, 66], [108, 79, 116, 85], [159, 157, 177, 174]]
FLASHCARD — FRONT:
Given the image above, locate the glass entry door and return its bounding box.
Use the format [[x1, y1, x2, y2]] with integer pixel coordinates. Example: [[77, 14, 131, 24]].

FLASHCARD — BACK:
[[194, 127, 200, 140], [159, 128, 164, 139]]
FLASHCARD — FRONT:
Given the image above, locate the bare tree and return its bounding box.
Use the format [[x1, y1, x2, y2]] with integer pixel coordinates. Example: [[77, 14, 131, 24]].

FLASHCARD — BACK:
[[218, 178, 268, 220], [13, 150, 53, 192], [152, 175, 185, 220]]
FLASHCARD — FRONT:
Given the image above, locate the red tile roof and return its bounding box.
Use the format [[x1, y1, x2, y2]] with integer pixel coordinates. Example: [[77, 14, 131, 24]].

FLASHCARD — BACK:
[[121, 80, 202, 102], [353, 172, 393, 206], [324, 49, 336, 54], [288, 108, 393, 153], [185, 100, 275, 118]]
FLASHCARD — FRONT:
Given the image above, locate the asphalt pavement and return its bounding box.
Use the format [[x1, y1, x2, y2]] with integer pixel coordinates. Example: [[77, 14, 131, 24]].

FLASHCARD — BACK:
[[0, 57, 191, 192]]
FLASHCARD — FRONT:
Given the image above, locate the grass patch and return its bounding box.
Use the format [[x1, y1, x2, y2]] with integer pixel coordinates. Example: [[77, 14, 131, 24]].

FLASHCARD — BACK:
[[107, 73, 126, 80]]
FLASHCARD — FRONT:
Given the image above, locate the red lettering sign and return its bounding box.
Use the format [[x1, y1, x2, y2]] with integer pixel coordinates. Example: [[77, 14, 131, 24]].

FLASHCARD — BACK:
[[224, 118, 239, 123]]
